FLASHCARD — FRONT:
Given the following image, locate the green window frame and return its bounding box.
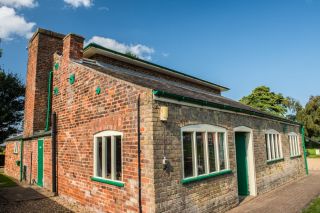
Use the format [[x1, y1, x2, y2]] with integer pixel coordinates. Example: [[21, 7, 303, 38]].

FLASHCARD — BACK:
[[92, 131, 124, 187], [265, 129, 283, 162], [13, 142, 19, 154], [181, 124, 229, 181], [289, 132, 301, 157]]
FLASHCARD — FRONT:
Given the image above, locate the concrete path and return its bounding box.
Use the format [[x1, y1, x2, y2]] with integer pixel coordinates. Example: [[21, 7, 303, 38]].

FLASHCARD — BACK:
[[227, 171, 320, 213], [307, 158, 320, 171]]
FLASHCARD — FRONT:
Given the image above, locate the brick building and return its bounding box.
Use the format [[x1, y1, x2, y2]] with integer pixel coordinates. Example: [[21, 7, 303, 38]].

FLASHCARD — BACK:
[[4, 28, 308, 213]]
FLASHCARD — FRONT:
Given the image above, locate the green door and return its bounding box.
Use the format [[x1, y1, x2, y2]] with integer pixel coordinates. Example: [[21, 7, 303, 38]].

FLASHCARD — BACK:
[[37, 139, 44, 187], [235, 133, 249, 196]]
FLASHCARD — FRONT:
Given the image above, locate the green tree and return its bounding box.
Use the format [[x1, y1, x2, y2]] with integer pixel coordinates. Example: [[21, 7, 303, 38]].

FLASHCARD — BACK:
[[297, 96, 320, 142], [125, 51, 138, 59], [240, 86, 288, 117], [0, 70, 25, 143]]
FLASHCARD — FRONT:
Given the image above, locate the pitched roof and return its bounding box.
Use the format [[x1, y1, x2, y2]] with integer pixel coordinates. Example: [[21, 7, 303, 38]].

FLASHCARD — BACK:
[[83, 43, 229, 92], [78, 59, 300, 126]]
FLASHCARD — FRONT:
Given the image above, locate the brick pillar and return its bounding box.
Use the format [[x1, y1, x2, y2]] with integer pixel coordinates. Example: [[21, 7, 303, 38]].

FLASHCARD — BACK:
[[23, 29, 64, 137], [62, 34, 84, 60]]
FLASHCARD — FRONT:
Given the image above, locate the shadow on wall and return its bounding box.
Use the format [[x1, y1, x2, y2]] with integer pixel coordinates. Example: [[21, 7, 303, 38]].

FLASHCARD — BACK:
[[0, 179, 73, 212], [0, 154, 4, 167]]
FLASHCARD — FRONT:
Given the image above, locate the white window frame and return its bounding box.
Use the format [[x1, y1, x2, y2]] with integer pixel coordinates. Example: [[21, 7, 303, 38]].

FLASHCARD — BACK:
[[13, 142, 19, 154], [93, 131, 123, 182], [265, 129, 283, 161], [288, 132, 301, 157], [181, 124, 229, 179]]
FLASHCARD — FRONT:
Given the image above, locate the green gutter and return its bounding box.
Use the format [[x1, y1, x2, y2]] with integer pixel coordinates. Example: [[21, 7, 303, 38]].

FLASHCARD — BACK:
[[301, 126, 309, 175], [45, 71, 53, 131], [83, 43, 229, 91], [19, 140, 24, 182], [152, 90, 301, 126]]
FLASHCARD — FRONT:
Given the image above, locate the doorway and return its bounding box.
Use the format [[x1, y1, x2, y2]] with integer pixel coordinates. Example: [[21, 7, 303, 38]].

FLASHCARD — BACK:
[[37, 139, 44, 187], [235, 132, 249, 196], [234, 127, 257, 197]]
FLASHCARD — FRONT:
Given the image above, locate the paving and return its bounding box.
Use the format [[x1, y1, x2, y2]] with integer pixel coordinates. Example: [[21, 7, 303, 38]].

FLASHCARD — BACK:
[[227, 170, 320, 213], [1, 170, 320, 212], [307, 158, 320, 171], [0, 174, 92, 213]]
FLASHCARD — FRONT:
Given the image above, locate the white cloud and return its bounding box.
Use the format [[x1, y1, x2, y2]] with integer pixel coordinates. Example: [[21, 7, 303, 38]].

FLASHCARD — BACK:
[[0, 0, 37, 8], [64, 0, 93, 8], [0, 6, 36, 40], [86, 36, 155, 60], [162, 52, 169, 57], [98, 6, 109, 12]]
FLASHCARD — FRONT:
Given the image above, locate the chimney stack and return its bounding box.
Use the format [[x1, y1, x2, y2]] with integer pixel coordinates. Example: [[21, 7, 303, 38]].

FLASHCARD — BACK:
[[23, 29, 64, 137], [63, 33, 84, 60]]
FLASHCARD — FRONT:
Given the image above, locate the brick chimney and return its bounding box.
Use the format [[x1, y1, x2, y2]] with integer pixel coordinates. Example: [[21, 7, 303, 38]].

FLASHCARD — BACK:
[[23, 29, 64, 137], [62, 33, 84, 60]]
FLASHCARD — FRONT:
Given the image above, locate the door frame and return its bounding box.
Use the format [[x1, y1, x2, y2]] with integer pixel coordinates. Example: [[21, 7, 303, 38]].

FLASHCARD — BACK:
[[37, 138, 44, 187], [234, 126, 257, 196]]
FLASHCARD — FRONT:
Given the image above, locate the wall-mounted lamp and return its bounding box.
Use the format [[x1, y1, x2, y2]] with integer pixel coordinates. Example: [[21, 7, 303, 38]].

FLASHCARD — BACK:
[[160, 106, 168, 122]]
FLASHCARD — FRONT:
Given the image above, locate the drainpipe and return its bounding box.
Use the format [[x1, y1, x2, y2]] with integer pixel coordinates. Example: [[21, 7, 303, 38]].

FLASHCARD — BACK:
[[19, 140, 24, 182], [137, 95, 142, 213], [52, 112, 57, 195], [45, 71, 53, 132], [301, 126, 309, 175], [29, 152, 32, 185]]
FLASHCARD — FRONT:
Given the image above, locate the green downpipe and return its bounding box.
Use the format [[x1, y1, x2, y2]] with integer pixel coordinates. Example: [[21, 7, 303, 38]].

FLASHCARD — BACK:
[[45, 71, 53, 131], [301, 126, 309, 175], [19, 140, 24, 182]]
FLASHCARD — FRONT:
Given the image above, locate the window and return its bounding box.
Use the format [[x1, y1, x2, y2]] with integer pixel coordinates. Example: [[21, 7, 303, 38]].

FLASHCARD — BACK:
[[93, 131, 122, 182], [181, 124, 229, 179], [289, 132, 300, 157], [265, 130, 283, 161], [13, 142, 19, 154]]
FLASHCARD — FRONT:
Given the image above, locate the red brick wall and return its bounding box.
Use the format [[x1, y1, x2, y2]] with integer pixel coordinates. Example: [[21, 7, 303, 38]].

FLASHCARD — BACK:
[[5, 137, 52, 189], [4, 142, 20, 180], [52, 53, 155, 212], [63, 34, 84, 60], [24, 29, 64, 137], [22, 137, 52, 188], [24, 34, 38, 137]]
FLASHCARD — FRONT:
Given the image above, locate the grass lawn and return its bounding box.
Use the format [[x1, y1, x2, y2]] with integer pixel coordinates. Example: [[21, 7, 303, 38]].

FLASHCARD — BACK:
[[0, 172, 17, 188], [308, 155, 320, 158], [303, 197, 320, 213]]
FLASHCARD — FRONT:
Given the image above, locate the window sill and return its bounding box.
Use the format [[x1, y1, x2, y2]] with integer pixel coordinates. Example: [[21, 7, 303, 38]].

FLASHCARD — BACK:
[[267, 158, 284, 164], [290, 155, 302, 159], [91, 176, 124, 187], [181, 169, 232, 184]]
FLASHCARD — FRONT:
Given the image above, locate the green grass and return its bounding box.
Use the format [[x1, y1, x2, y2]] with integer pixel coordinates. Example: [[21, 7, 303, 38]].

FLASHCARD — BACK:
[[0, 172, 17, 188], [308, 155, 320, 158], [303, 197, 320, 213], [306, 149, 320, 158], [307, 149, 317, 155]]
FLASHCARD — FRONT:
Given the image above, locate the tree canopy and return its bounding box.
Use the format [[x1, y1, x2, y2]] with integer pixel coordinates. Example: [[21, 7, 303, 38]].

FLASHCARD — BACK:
[[125, 51, 139, 59], [297, 96, 320, 141], [240, 86, 288, 117], [0, 70, 25, 143]]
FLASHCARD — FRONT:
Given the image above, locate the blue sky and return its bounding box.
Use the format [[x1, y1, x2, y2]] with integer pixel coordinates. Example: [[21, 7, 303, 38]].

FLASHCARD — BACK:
[[0, 0, 320, 105]]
